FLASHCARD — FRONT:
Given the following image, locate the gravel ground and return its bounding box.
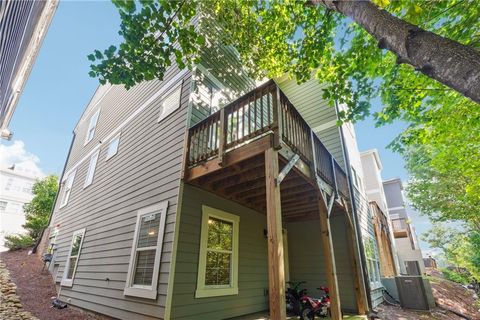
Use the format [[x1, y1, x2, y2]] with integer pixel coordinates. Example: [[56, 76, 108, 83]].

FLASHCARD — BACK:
[[0, 248, 110, 320], [376, 268, 480, 320]]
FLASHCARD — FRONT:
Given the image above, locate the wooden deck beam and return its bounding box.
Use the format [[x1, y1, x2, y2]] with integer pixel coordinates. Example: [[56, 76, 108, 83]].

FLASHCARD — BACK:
[[265, 148, 286, 320], [186, 135, 272, 181]]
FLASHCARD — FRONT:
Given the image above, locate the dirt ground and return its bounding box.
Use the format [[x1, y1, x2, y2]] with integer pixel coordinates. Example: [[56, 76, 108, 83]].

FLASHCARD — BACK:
[[376, 268, 480, 320], [0, 248, 110, 320], [1, 249, 479, 320]]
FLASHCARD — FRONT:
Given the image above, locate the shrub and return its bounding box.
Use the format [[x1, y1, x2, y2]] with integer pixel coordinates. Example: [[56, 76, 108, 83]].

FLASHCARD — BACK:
[[441, 268, 471, 285], [4, 234, 35, 251]]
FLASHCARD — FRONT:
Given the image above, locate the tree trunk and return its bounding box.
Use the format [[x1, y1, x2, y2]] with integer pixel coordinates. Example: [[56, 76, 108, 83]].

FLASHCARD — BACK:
[[312, 0, 480, 104]]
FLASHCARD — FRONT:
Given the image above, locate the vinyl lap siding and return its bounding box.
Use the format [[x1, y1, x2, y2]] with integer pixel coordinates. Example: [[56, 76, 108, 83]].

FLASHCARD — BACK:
[[275, 77, 346, 169], [50, 67, 193, 319], [170, 184, 269, 320]]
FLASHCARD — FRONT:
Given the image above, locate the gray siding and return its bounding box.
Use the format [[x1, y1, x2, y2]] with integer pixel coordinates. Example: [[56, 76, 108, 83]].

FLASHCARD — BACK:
[[170, 184, 269, 320], [189, 43, 256, 128], [49, 66, 193, 319], [0, 0, 50, 127]]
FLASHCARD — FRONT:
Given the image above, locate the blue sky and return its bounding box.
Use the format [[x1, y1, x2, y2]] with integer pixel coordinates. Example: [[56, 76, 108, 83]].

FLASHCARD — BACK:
[[2, 1, 432, 251]]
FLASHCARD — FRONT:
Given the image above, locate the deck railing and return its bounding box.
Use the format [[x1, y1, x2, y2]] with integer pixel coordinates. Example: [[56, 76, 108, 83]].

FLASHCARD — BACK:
[[186, 80, 350, 200]]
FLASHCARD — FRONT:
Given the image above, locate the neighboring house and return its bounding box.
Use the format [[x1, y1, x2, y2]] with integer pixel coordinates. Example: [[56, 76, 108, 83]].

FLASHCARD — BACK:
[[0, 163, 42, 251], [42, 43, 390, 319], [0, 0, 58, 139], [383, 178, 426, 275], [360, 150, 399, 278]]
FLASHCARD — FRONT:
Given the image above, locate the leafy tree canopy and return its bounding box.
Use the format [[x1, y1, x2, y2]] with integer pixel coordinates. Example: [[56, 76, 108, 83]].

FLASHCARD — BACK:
[[391, 97, 480, 230], [422, 224, 480, 280], [23, 175, 59, 240], [89, 0, 480, 125]]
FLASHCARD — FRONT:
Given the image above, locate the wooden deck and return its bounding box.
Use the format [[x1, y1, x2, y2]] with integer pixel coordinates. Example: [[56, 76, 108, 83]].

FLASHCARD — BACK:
[[181, 80, 367, 319], [183, 80, 351, 219]]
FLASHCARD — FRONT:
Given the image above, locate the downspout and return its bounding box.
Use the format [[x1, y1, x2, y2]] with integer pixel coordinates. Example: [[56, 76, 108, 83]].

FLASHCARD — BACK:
[[32, 131, 76, 253], [335, 101, 373, 312]]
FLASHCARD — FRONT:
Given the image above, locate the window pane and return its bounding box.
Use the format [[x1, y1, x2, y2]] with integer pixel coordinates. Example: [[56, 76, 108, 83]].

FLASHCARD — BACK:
[[207, 217, 233, 251], [205, 251, 231, 286], [85, 151, 99, 186], [159, 87, 181, 119], [66, 256, 77, 279], [137, 213, 160, 248], [107, 137, 120, 158], [70, 234, 83, 256], [133, 249, 156, 286]]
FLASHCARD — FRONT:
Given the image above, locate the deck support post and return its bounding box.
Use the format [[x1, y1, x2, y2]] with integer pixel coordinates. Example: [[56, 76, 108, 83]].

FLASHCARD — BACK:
[[265, 148, 286, 320], [342, 202, 368, 315], [318, 198, 342, 320]]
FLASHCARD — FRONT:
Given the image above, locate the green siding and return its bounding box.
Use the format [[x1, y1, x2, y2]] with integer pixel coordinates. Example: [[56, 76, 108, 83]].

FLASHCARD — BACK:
[[170, 184, 269, 320]]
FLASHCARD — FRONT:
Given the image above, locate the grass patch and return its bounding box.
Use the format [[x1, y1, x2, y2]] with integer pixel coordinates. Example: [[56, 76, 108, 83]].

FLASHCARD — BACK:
[[441, 268, 471, 285]]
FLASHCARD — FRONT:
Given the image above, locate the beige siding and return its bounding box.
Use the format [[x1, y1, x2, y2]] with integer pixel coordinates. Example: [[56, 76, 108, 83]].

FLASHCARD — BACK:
[[49, 66, 193, 319], [170, 184, 269, 320], [275, 77, 346, 169]]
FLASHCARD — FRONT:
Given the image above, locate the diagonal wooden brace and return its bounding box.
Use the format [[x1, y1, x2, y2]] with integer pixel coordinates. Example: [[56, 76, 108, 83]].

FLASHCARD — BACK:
[[327, 191, 336, 218], [276, 153, 300, 185]]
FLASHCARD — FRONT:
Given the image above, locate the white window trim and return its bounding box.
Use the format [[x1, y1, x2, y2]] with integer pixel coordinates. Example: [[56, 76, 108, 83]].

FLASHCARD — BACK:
[[157, 84, 182, 123], [84, 150, 100, 188], [61, 228, 86, 287], [124, 201, 168, 299], [59, 170, 76, 208], [195, 205, 239, 298], [84, 109, 100, 146], [105, 133, 121, 161]]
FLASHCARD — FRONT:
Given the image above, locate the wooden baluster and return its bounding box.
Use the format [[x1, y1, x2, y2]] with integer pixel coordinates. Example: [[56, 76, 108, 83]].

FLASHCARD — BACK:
[[230, 108, 234, 145], [248, 94, 252, 137], [235, 105, 240, 145], [255, 92, 259, 133], [262, 90, 266, 130], [267, 89, 271, 126], [272, 86, 283, 149], [218, 108, 226, 165]]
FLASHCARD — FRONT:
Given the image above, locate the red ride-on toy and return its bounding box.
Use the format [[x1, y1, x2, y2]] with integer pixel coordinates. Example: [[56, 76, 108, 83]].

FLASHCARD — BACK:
[[299, 286, 331, 319]]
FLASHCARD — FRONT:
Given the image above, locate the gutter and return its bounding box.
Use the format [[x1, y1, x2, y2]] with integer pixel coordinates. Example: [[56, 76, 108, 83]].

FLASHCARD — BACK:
[[32, 131, 76, 253], [335, 101, 373, 312]]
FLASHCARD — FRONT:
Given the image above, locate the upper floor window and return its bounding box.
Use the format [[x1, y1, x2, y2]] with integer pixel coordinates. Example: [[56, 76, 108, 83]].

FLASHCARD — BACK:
[[60, 170, 76, 207], [106, 134, 120, 161], [124, 201, 169, 299], [85, 110, 100, 145], [158, 86, 181, 123], [61, 228, 86, 287], [0, 201, 7, 212], [84, 150, 100, 187], [196, 206, 239, 298]]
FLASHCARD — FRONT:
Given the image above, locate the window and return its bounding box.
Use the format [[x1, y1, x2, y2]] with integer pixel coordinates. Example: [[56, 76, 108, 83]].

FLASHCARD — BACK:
[[351, 166, 360, 188], [85, 109, 100, 145], [158, 86, 181, 122], [61, 228, 86, 287], [60, 171, 76, 207], [124, 201, 169, 299], [196, 206, 239, 298], [84, 150, 99, 187], [106, 135, 120, 160], [4, 178, 13, 190], [0, 201, 7, 212], [364, 238, 381, 288]]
